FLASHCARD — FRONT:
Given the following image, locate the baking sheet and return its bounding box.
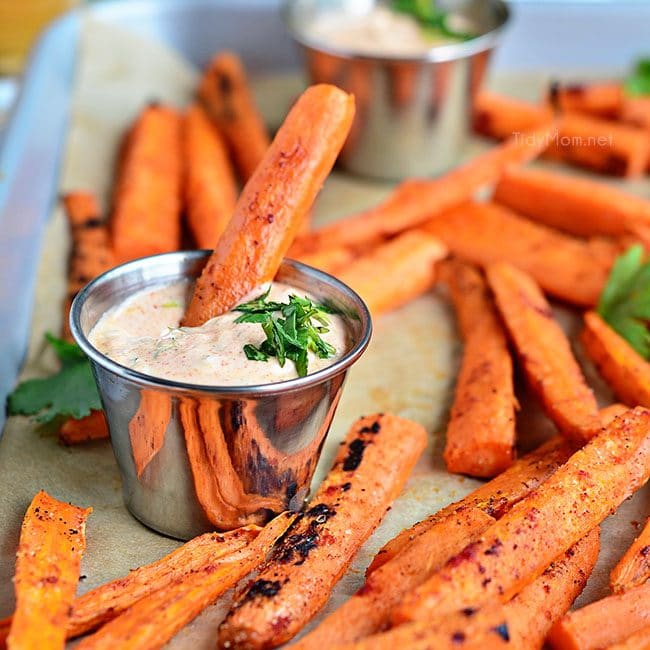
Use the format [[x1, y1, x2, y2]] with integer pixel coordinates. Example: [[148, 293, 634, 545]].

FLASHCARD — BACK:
[[0, 15, 648, 648]]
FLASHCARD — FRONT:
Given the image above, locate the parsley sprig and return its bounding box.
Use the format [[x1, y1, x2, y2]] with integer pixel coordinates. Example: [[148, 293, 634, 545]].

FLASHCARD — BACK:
[[233, 289, 337, 377], [392, 0, 475, 41], [625, 58, 650, 97], [598, 245, 650, 358]]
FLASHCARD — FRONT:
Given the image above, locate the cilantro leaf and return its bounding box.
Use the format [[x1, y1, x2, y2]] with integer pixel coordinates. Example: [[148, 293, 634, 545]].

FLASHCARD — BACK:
[[597, 245, 650, 358], [392, 0, 475, 41], [7, 334, 101, 423], [625, 58, 650, 97]]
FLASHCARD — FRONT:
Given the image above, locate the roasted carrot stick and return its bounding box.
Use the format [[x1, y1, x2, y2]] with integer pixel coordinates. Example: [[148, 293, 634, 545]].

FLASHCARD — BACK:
[[111, 103, 182, 264], [291, 506, 495, 649], [75, 512, 296, 650], [440, 260, 516, 477], [610, 517, 650, 594], [581, 311, 650, 409], [218, 413, 428, 649], [487, 262, 601, 443], [182, 84, 355, 326], [128, 391, 172, 478], [548, 581, 650, 650], [493, 166, 650, 244], [291, 122, 554, 254], [7, 491, 91, 650], [198, 51, 271, 182], [183, 103, 238, 249], [603, 626, 650, 650], [424, 201, 616, 307], [59, 410, 109, 445], [293, 245, 356, 275], [622, 96, 650, 130], [368, 435, 573, 575], [332, 527, 599, 650], [391, 407, 650, 624], [337, 230, 447, 315], [547, 80, 623, 119]]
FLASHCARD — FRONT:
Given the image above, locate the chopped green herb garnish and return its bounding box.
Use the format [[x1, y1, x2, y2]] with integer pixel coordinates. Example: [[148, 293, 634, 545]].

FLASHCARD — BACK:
[[392, 0, 475, 41], [598, 245, 650, 358], [161, 300, 180, 308], [7, 333, 101, 424], [625, 58, 650, 97], [234, 291, 337, 377]]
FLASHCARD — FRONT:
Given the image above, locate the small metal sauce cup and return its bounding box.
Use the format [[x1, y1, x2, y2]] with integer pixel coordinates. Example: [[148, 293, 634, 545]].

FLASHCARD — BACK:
[[70, 251, 371, 540], [283, 0, 509, 180]]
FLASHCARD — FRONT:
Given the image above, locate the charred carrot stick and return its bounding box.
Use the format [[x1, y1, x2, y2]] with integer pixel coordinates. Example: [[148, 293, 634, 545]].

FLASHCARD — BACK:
[[487, 262, 601, 443], [182, 84, 355, 326], [548, 581, 650, 650], [59, 410, 109, 445], [75, 512, 295, 650], [440, 260, 516, 477], [610, 517, 650, 594], [218, 413, 427, 649], [600, 403, 630, 425], [493, 167, 650, 245], [603, 626, 650, 650], [7, 491, 91, 650], [111, 103, 182, 264], [337, 230, 447, 315], [128, 391, 172, 478], [424, 201, 616, 307], [547, 80, 624, 119], [198, 51, 271, 182], [581, 311, 650, 409], [391, 407, 650, 624], [183, 103, 238, 249], [291, 506, 495, 649], [291, 122, 554, 254], [293, 245, 356, 275], [332, 527, 599, 650], [368, 435, 573, 575]]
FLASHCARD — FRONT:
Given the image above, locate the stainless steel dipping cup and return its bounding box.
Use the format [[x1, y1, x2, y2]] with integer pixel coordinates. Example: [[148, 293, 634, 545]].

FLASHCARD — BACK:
[[283, 0, 509, 180], [70, 251, 372, 540]]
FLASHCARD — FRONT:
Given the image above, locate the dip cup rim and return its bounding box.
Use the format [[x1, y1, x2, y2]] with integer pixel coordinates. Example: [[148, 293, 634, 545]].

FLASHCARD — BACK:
[[281, 0, 510, 64], [70, 250, 372, 397]]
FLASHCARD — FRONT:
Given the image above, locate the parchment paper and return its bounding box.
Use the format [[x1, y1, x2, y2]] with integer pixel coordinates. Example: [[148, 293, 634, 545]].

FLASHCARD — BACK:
[[0, 16, 648, 648]]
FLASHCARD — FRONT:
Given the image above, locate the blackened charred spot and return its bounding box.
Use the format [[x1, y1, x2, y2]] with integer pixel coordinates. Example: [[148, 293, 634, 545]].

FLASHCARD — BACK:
[[243, 579, 282, 602], [484, 539, 503, 556], [267, 214, 275, 224], [80, 218, 103, 229], [359, 420, 381, 435], [492, 623, 510, 642], [640, 545, 650, 557], [230, 402, 245, 430], [286, 482, 297, 502], [461, 607, 477, 617], [451, 631, 466, 644], [275, 531, 318, 565], [305, 503, 335, 523], [341, 482, 352, 492], [343, 438, 369, 471]]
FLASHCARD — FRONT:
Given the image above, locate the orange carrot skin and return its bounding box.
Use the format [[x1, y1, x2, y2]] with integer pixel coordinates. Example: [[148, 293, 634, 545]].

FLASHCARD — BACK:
[[293, 246, 355, 275], [548, 582, 650, 650], [59, 410, 108, 445], [218, 413, 428, 650], [183, 103, 238, 249], [392, 407, 650, 624], [368, 435, 573, 575], [581, 311, 650, 409], [111, 104, 182, 264], [622, 96, 650, 130], [602, 626, 650, 650], [610, 517, 650, 594], [487, 262, 601, 443], [7, 491, 91, 650], [547, 81, 623, 119], [182, 84, 355, 326]]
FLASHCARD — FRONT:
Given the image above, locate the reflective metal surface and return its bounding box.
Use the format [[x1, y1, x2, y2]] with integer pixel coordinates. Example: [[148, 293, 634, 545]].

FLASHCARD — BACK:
[[70, 251, 372, 539], [283, 0, 509, 180]]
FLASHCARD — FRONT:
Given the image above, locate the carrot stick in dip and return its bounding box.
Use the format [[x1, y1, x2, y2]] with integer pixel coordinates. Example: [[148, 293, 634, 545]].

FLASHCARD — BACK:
[[610, 516, 650, 594], [391, 407, 650, 624], [183, 103, 238, 249], [547, 80, 623, 119], [487, 262, 602, 443], [581, 311, 650, 409], [440, 260, 516, 477], [218, 413, 427, 650], [7, 491, 91, 650], [111, 103, 182, 264], [182, 84, 354, 326]]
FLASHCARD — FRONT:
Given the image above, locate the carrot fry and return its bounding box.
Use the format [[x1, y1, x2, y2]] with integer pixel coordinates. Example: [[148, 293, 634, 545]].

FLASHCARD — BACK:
[[291, 506, 495, 649], [198, 51, 271, 182], [128, 390, 172, 478], [182, 84, 354, 326], [293, 245, 356, 275], [601, 403, 631, 425], [581, 311, 650, 409], [291, 122, 554, 254], [548, 581, 650, 650], [547, 81, 624, 119], [218, 413, 428, 649], [424, 201, 615, 307], [7, 491, 91, 650], [336, 231, 447, 315], [368, 435, 573, 575], [75, 512, 295, 650], [493, 166, 650, 244], [622, 96, 650, 130], [602, 626, 650, 650], [111, 103, 182, 264], [440, 260, 516, 477], [332, 527, 599, 650], [183, 103, 238, 249], [610, 516, 650, 594], [487, 262, 601, 443], [391, 407, 650, 624], [59, 410, 109, 445]]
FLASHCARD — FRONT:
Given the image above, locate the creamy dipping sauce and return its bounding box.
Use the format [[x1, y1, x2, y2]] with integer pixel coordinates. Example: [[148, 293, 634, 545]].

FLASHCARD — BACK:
[[88, 282, 348, 386]]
